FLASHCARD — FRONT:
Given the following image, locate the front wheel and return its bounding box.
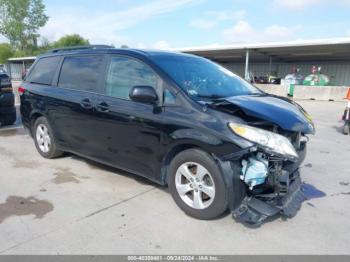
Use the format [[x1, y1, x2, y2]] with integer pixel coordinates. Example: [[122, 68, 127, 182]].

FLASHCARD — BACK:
[[33, 117, 63, 158], [168, 149, 228, 220]]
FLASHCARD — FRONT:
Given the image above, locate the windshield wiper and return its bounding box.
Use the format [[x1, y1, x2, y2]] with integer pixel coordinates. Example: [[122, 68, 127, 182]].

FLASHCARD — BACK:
[[194, 94, 233, 107], [210, 99, 232, 107], [196, 94, 225, 99]]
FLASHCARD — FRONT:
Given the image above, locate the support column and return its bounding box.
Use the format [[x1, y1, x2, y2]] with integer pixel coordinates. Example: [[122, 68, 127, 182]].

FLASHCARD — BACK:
[[22, 61, 25, 80], [8, 63, 12, 80], [268, 56, 272, 75], [244, 49, 250, 81]]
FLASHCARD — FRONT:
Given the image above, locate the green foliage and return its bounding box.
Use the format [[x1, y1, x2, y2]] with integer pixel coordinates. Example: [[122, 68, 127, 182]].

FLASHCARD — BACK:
[[30, 36, 51, 55], [0, 33, 91, 60], [0, 43, 14, 63], [120, 44, 129, 48], [53, 34, 90, 48], [13, 49, 27, 58], [0, 0, 49, 50]]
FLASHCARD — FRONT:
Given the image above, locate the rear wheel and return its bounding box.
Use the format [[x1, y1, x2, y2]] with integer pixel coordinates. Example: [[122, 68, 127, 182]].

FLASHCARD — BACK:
[[168, 149, 228, 220], [344, 123, 350, 135], [0, 93, 15, 107], [33, 117, 63, 158], [0, 106, 16, 126], [0, 116, 16, 126]]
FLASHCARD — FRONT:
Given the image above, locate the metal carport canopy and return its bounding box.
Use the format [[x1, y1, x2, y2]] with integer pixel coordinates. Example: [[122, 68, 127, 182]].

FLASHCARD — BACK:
[[175, 38, 350, 80], [175, 38, 350, 63], [7, 56, 36, 62]]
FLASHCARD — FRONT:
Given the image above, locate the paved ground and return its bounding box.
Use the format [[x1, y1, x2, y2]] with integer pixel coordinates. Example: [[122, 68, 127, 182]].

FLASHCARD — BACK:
[[0, 101, 349, 255]]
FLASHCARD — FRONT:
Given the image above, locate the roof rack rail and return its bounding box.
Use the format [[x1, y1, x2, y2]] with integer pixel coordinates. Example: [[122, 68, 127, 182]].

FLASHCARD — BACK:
[[47, 45, 114, 53]]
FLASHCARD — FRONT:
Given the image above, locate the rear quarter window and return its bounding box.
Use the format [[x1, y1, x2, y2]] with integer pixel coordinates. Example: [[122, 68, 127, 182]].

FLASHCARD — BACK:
[[27, 56, 61, 85]]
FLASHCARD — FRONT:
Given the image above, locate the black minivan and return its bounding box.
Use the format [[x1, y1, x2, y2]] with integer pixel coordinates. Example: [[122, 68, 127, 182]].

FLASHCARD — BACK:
[[20, 46, 315, 225]]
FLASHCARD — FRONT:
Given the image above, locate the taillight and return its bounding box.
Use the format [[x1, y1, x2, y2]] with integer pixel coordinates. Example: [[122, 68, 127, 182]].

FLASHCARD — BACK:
[[18, 86, 26, 95]]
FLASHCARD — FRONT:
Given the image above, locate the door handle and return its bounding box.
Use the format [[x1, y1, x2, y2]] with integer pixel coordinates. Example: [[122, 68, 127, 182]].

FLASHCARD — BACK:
[[96, 101, 110, 112], [80, 98, 94, 109]]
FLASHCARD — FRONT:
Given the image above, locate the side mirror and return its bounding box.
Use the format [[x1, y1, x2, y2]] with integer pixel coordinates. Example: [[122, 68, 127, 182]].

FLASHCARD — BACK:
[[129, 86, 158, 104]]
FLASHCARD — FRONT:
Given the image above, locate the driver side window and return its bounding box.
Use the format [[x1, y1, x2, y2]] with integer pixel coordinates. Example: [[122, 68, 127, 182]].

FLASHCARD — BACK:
[[106, 56, 159, 100]]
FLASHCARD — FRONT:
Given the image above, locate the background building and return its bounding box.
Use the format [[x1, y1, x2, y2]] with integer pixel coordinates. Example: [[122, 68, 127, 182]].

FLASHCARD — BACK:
[[178, 38, 350, 87], [4, 57, 36, 80], [4, 38, 350, 87]]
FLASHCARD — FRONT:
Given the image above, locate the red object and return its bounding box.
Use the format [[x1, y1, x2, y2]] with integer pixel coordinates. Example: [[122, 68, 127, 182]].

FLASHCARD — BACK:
[[346, 88, 350, 100], [18, 86, 26, 95]]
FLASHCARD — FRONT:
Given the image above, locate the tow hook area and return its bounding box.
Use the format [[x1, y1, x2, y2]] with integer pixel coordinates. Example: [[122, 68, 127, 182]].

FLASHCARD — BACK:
[[232, 175, 306, 225]]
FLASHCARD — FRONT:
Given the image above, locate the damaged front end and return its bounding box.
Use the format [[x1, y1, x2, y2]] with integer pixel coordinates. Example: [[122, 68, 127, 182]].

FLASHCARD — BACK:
[[225, 128, 309, 225], [208, 94, 315, 225]]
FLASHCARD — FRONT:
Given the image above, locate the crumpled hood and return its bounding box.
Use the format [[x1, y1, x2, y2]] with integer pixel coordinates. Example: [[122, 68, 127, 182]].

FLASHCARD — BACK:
[[224, 94, 315, 134]]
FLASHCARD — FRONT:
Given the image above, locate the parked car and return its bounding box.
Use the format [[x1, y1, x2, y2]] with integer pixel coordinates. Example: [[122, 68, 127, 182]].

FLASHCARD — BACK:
[[0, 69, 16, 126], [20, 46, 315, 225]]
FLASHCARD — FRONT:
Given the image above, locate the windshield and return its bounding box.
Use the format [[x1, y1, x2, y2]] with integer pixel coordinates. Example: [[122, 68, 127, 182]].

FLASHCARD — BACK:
[[153, 55, 261, 100]]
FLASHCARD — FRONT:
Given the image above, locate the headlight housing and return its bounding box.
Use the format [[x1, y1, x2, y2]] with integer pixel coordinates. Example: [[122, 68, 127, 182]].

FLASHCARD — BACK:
[[228, 123, 298, 161]]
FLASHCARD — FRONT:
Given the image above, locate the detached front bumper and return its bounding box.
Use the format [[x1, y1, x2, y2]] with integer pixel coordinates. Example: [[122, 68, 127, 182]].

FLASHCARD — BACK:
[[226, 141, 308, 225], [232, 171, 306, 225]]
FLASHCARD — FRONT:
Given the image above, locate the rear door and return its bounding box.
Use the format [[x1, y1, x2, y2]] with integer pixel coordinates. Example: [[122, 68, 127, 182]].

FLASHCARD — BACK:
[[49, 54, 107, 157], [21, 56, 62, 131], [92, 55, 164, 178]]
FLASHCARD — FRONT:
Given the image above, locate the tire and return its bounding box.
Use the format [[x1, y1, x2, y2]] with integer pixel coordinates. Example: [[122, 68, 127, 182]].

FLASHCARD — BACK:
[[0, 93, 14, 108], [344, 123, 350, 135], [0, 106, 16, 126], [168, 148, 228, 220], [33, 117, 63, 158]]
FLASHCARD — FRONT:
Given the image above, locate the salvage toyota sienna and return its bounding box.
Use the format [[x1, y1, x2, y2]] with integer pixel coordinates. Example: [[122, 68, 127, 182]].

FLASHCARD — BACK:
[[20, 46, 315, 225]]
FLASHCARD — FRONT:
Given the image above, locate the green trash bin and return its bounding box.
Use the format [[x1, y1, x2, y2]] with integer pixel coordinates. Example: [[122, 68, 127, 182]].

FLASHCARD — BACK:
[[288, 84, 295, 97]]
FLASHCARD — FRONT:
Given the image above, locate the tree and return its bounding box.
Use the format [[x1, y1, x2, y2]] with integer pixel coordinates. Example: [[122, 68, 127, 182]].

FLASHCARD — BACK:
[[53, 34, 89, 48], [0, 43, 14, 64], [31, 37, 52, 55], [0, 0, 49, 50]]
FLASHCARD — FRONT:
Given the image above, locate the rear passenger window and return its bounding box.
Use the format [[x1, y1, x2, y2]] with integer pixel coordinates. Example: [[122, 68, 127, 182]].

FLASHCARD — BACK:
[[27, 56, 60, 85], [106, 56, 158, 100], [58, 55, 104, 93]]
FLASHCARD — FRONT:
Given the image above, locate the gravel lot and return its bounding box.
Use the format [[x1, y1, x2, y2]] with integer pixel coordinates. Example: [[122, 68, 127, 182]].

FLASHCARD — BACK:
[[0, 100, 349, 255]]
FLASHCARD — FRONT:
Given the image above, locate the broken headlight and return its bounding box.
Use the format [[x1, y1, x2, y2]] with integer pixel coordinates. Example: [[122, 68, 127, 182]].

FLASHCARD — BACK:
[[228, 123, 298, 161]]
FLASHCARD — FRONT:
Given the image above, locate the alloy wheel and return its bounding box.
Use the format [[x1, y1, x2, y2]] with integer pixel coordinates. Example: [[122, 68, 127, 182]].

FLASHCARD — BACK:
[[175, 162, 216, 210], [36, 124, 51, 153]]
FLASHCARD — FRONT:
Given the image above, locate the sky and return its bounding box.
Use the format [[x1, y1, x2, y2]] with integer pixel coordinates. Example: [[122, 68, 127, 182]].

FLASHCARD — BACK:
[[1, 0, 350, 49]]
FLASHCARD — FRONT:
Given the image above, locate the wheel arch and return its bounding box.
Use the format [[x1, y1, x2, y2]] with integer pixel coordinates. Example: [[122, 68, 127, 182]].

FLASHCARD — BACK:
[[159, 141, 246, 211], [29, 112, 57, 141], [29, 112, 44, 136], [160, 141, 216, 185]]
